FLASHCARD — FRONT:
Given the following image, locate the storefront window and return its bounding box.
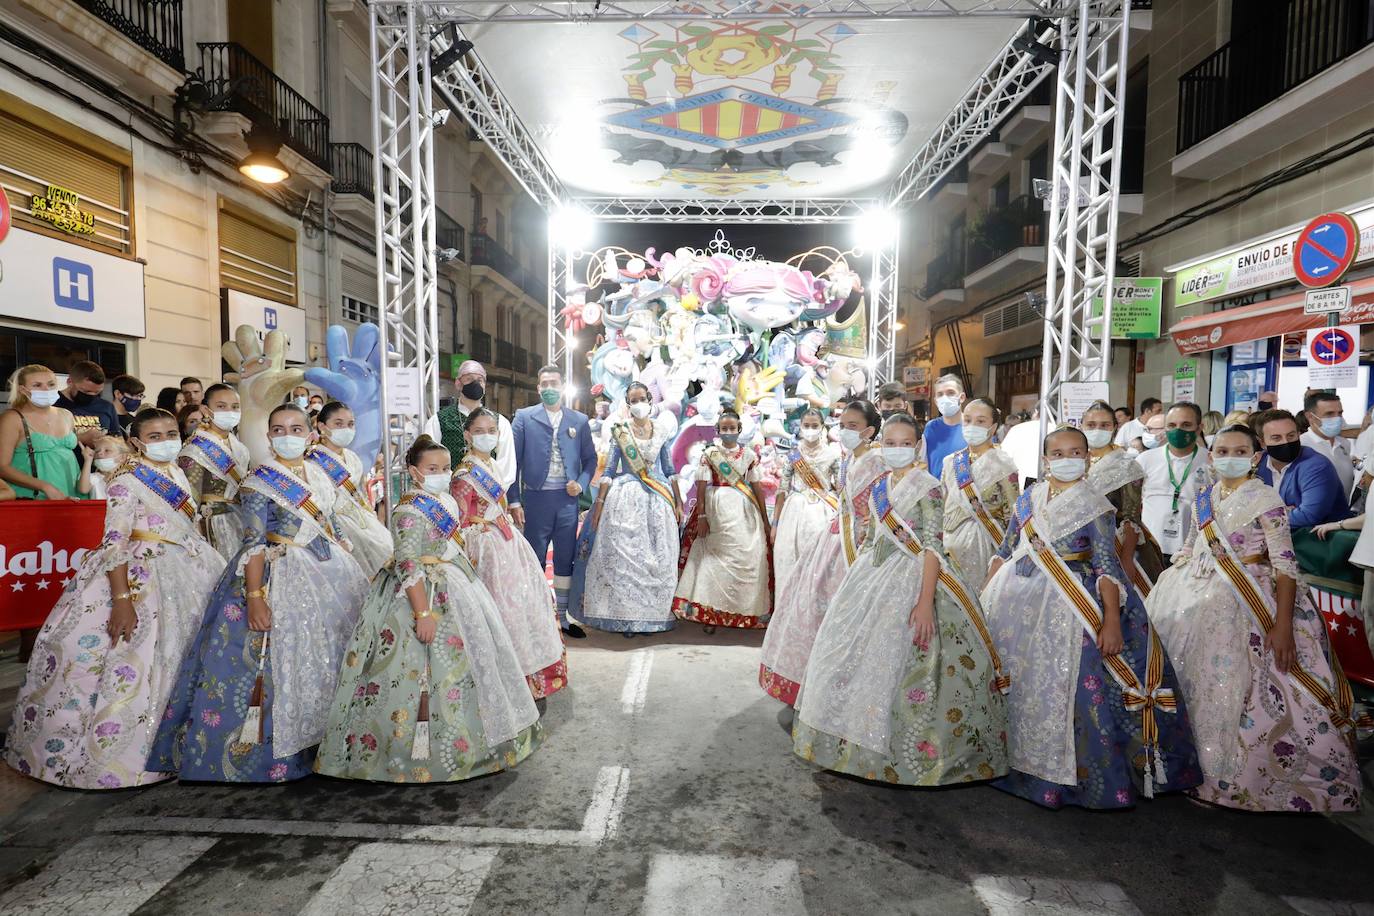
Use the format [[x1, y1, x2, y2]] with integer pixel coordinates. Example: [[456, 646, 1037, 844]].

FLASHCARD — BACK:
[[0, 326, 127, 403]]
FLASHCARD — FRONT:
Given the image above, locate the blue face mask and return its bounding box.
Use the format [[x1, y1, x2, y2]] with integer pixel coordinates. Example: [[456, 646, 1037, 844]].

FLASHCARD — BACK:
[[1319, 416, 1344, 438]]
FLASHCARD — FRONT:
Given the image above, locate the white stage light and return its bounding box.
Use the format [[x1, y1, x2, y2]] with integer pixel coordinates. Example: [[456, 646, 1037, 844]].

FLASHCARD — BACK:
[[853, 208, 899, 251], [550, 205, 594, 251]]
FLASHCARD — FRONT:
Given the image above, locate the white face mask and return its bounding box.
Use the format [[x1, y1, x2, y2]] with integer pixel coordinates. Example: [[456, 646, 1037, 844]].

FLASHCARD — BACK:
[[1083, 428, 1113, 449], [271, 435, 308, 461], [1212, 456, 1253, 479], [838, 428, 863, 451], [142, 439, 181, 463], [799, 426, 823, 442], [420, 473, 450, 495], [94, 457, 118, 473], [327, 427, 356, 448], [212, 411, 241, 432], [471, 433, 499, 453], [881, 446, 916, 469], [1141, 432, 1161, 449], [961, 424, 990, 446], [629, 401, 652, 419], [1048, 457, 1087, 482], [27, 389, 60, 408], [936, 395, 962, 418], [1318, 416, 1344, 438], [294, 396, 310, 411]]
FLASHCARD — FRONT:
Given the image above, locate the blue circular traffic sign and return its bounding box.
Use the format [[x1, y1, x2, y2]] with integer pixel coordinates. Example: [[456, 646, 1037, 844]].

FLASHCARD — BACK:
[[1309, 327, 1356, 366], [1294, 212, 1359, 288]]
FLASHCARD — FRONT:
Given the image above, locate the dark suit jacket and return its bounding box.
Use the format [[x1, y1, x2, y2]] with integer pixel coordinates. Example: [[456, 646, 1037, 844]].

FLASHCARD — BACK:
[[509, 404, 596, 505], [1256, 445, 1351, 528]]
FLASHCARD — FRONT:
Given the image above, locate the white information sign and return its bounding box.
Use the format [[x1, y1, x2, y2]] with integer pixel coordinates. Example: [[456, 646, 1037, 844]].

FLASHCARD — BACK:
[[225, 289, 307, 364], [385, 367, 422, 415], [0, 226, 146, 337], [1304, 286, 1350, 314], [1058, 381, 1110, 426]]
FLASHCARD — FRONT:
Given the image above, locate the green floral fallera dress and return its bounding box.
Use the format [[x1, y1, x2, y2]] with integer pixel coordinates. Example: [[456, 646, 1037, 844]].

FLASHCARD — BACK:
[[316, 492, 542, 783], [793, 467, 1009, 786]]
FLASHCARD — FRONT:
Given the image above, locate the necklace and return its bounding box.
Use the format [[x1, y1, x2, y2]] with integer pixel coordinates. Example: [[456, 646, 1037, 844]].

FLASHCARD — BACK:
[[1217, 476, 1248, 500]]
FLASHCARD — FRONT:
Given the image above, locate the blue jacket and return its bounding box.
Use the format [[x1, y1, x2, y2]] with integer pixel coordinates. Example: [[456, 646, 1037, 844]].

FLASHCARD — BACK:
[[1256, 445, 1351, 528], [510, 404, 597, 505]]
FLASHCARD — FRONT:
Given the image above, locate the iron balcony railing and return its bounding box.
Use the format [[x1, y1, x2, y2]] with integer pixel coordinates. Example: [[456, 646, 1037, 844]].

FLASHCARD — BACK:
[[73, 0, 184, 70], [1177, 0, 1373, 151], [496, 339, 515, 370], [469, 233, 547, 306], [921, 247, 965, 298], [469, 330, 492, 364], [529, 352, 544, 376], [965, 194, 1047, 274], [514, 345, 528, 376], [437, 208, 466, 260], [329, 142, 372, 198], [197, 42, 330, 168]]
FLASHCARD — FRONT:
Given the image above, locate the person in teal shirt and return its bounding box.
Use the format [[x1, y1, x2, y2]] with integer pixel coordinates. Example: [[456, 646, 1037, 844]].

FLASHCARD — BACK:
[[0, 364, 84, 500]]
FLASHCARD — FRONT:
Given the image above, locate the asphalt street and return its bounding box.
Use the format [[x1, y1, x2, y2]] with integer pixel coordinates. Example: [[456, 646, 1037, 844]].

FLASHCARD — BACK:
[[0, 627, 1370, 916]]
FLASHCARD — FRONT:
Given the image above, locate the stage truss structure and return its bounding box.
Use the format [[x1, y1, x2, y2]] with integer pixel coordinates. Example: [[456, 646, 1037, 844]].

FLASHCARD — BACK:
[[368, 0, 1130, 508]]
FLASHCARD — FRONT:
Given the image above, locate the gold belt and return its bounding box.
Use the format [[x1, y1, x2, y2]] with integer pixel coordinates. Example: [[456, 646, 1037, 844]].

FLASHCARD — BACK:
[[1059, 550, 1091, 562], [1239, 552, 1267, 564], [131, 529, 177, 546], [266, 533, 301, 547], [418, 555, 446, 565]]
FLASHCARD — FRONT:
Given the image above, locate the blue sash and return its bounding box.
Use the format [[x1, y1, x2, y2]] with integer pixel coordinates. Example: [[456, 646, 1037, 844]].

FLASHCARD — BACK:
[[1015, 488, 1034, 528], [128, 462, 196, 520], [464, 459, 506, 505], [188, 433, 241, 482], [307, 447, 351, 489], [405, 492, 465, 547]]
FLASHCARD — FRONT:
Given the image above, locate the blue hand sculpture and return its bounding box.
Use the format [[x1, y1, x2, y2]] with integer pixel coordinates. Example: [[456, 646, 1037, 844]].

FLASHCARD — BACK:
[[304, 323, 384, 467]]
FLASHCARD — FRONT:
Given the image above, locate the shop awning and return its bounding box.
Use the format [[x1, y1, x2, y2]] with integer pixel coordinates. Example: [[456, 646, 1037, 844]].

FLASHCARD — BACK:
[[1169, 277, 1374, 354]]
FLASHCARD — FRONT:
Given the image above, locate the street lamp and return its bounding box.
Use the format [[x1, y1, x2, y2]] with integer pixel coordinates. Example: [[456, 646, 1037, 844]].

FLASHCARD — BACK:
[[237, 127, 290, 185]]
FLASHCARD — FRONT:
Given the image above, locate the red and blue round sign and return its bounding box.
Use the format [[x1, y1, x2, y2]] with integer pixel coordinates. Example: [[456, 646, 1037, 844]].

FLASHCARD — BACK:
[[0, 186, 11, 245], [1309, 326, 1356, 366], [1294, 211, 1359, 288]]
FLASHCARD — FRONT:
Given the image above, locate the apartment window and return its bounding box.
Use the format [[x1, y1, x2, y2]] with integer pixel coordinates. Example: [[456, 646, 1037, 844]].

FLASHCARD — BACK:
[[471, 291, 484, 330], [990, 175, 1010, 209], [218, 200, 298, 304], [0, 103, 132, 255], [341, 295, 378, 325], [1026, 143, 1049, 195]]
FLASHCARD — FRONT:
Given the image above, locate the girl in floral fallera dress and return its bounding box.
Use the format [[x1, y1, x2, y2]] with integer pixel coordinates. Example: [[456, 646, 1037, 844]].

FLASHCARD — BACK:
[[1082, 401, 1165, 593], [149, 404, 370, 783], [938, 398, 1018, 585], [317, 436, 542, 783], [761, 399, 881, 705], [793, 413, 1009, 785], [177, 384, 250, 562], [771, 408, 842, 586], [674, 410, 773, 629], [981, 426, 1201, 809], [1147, 425, 1360, 812], [310, 402, 393, 578], [7, 409, 225, 788], [452, 409, 567, 697]]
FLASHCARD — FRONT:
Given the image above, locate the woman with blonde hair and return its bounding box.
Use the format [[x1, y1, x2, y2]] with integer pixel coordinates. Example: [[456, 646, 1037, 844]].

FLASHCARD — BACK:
[[0, 365, 82, 500]]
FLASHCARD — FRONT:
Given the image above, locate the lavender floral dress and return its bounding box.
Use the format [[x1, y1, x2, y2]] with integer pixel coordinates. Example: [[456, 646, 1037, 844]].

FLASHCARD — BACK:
[[6, 462, 225, 788]]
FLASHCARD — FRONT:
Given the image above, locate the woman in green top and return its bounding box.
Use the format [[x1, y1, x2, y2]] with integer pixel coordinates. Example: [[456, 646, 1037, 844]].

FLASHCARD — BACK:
[[0, 364, 83, 500]]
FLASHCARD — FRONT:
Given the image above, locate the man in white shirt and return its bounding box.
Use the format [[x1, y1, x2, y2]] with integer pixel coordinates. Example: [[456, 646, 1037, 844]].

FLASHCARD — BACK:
[[1115, 396, 1161, 451], [1136, 401, 1209, 562], [423, 360, 516, 488], [1300, 390, 1354, 498]]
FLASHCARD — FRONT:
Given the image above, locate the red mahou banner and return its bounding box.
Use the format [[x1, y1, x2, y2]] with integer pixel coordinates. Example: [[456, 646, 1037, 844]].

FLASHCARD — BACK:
[[0, 501, 107, 630]]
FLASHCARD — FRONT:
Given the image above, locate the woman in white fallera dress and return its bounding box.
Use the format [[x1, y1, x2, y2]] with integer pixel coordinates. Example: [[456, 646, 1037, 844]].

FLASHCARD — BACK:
[[177, 384, 251, 562], [939, 398, 1019, 585], [7, 409, 226, 788], [583, 383, 681, 634], [310, 402, 393, 578], [771, 408, 842, 586], [452, 409, 568, 698]]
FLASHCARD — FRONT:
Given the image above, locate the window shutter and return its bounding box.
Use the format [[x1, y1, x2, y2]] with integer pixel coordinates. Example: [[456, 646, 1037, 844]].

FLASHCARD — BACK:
[[218, 206, 297, 304]]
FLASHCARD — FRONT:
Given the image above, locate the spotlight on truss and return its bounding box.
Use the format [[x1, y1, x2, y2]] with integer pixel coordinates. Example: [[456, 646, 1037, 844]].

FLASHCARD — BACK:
[[1012, 16, 1060, 67], [852, 207, 900, 251], [1024, 291, 1047, 316], [550, 205, 595, 251], [431, 25, 473, 74]]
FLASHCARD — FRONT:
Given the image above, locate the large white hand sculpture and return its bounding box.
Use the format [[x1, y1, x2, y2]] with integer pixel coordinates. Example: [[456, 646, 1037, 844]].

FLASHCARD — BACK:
[[222, 326, 306, 467]]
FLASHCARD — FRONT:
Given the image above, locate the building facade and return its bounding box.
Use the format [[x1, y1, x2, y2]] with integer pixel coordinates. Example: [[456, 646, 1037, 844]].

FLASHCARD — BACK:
[[0, 0, 548, 416]]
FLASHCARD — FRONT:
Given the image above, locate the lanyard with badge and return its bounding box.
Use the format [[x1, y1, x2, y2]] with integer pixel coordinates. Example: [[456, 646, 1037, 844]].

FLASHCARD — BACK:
[[1160, 446, 1196, 553]]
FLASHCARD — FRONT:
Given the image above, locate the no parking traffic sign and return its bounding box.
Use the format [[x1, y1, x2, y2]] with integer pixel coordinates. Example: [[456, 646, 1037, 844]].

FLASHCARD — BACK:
[[1306, 323, 1359, 387], [1294, 212, 1359, 288]]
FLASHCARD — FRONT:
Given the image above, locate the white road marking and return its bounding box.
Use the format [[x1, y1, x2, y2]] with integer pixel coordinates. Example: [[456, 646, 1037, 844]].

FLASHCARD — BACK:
[[972, 875, 1143, 916], [1282, 897, 1374, 916], [641, 853, 806, 916], [620, 648, 655, 714], [299, 843, 499, 916], [97, 765, 631, 849], [0, 834, 217, 916]]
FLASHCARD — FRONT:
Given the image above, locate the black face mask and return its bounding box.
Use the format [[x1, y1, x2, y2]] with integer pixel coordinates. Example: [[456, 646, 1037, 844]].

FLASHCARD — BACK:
[[71, 391, 97, 406], [880, 409, 898, 420], [1266, 440, 1301, 464], [461, 381, 485, 401], [1257, 400, 1274, 411]]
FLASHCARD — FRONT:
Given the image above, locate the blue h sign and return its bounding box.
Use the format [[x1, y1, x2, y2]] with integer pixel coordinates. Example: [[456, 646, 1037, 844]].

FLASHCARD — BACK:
[[52, 257, 94, 312], [264, 307, 278, 330]]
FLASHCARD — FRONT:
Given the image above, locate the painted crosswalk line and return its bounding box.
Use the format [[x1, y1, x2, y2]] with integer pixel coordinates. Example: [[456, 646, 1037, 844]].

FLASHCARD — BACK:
[[299, 843, 499, 916], [97, 765, 631, 848], [621, 648, 655, 715], [972, 875, 1143, 916], [642, 853, 807, 916], [0, 834, 218, 916]]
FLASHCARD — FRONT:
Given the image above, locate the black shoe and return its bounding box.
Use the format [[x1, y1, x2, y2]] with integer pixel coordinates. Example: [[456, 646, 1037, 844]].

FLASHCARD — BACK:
[[562, 623, 587, 639]]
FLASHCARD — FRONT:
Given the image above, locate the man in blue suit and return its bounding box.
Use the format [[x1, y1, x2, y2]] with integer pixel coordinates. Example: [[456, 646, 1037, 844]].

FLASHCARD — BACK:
[[1253, 408, 1351, 529], [510, 364, 596, 638]]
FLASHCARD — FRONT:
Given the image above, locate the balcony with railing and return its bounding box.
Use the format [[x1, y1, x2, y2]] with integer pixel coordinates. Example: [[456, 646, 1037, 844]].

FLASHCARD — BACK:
[[964, 195, 1047, 288], [437, 208, 466, 261], [197, 42, 330, 169], [329, 143, 372, 198], [10, 0, 184, 93], [920, 247, 966, 307], [529, 352, 544, 376], [71, 0, 184, 69], [1174, 0, 1374, 177], [495, 339, 515, 371], [514, 345, 529, 377], [469, 233, 547, 306], [469, 330, 492, 364]]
